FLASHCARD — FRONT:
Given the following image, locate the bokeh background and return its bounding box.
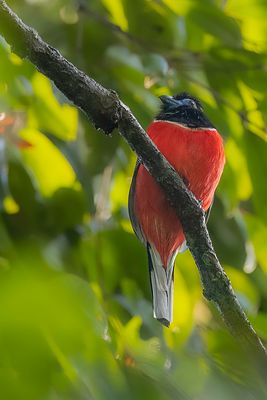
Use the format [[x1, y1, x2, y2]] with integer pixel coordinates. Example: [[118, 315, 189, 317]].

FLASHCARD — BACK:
[[1, 0, 267, 399]]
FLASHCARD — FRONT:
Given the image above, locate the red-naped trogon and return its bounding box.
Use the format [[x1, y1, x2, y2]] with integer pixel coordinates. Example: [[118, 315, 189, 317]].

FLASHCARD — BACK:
[[128, 93, 225, 327]]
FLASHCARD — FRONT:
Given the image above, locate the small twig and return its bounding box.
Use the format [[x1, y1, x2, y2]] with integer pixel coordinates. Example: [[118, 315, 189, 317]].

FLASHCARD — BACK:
[[0, 0, 266, 364]]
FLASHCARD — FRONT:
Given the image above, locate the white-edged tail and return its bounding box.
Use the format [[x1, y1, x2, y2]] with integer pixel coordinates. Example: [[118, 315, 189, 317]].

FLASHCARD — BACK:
[[147, 244, 178, 327]]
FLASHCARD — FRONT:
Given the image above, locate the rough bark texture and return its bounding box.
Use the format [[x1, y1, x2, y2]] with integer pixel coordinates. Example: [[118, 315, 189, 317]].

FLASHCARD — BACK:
[[0, 0, 266, 362]]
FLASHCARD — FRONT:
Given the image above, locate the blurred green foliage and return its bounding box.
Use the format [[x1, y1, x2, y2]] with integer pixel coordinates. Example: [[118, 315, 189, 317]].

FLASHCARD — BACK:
[[0, 0, 267, 399]]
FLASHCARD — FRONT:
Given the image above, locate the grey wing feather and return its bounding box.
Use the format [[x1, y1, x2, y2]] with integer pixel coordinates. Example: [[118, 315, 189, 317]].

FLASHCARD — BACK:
[[205, 198, 214, 223], [128, 160, 146, 245]]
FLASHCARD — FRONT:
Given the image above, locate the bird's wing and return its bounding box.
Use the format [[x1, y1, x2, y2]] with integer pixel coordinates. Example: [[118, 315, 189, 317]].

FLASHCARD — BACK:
[[178, 199, 214, 254], [205, 198, 214, 223], [128, 159, 146, 245]]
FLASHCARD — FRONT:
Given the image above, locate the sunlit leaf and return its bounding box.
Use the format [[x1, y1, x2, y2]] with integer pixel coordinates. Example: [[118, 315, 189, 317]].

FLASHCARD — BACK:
[[30, 73, 78, 141], [101, 0, 128, 30], [111, 164, 134, 212], [244, 132, 267, 225], [244, 213, 267, 273], [162, 0, 194, 15], [222, 137, 252, 205], [187, 6, 241, 47], [226, 0, 267, 19], [20, 128, 78, 197], [238, 81, 265, 138], [3, 195, 19, 214]]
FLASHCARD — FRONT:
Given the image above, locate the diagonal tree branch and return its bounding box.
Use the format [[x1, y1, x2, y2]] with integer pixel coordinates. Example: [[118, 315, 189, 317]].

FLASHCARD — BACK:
[[0, 1, 266, 362]]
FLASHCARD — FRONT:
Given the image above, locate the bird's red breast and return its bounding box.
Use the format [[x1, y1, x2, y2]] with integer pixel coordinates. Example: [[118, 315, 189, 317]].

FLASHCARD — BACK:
[[133, 120, 225, 266]]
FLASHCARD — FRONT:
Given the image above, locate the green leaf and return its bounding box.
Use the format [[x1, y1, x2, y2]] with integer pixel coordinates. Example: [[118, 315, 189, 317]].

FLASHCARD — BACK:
[[187, 6, 242, 47], [226, 0, 267, 19], [251, 313, 267, 341], [225, 266, 259, 313], [29, 73, 78, 141], [102, 0, 128, 30], [122, 0, 177, 49], [44, 187, 86, 233], [20, 128, 78, 197], [244, 132, 267, 225], [245, 213, 267, 273], [219, 138, 252, 210]]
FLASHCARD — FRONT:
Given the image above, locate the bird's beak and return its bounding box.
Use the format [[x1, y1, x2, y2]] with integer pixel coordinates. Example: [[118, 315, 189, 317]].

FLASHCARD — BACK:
[[159, 95, 177, 107]]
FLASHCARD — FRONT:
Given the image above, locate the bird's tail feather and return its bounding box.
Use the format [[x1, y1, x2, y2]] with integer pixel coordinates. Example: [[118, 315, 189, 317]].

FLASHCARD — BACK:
[[147, 243, 177, 327]]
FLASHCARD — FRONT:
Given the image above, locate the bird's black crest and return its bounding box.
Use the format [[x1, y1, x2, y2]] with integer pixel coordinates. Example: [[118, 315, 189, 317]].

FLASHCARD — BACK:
[[173, 92, 202, 109], [156, 92, 214, 129]]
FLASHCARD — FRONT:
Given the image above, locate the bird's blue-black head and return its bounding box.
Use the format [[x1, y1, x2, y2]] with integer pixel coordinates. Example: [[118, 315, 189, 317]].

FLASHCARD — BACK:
[[156, 92, 214, 129]]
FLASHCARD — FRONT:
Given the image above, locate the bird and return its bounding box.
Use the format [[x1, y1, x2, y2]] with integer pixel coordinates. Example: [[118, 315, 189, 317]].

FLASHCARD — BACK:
[[128, 92, 225, 327]]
